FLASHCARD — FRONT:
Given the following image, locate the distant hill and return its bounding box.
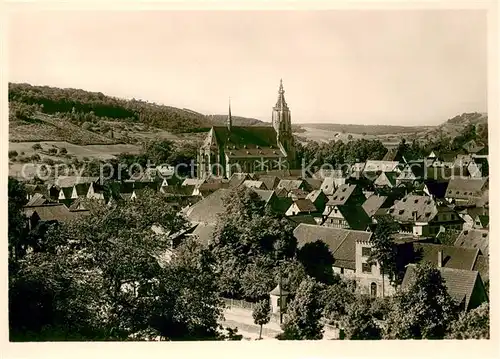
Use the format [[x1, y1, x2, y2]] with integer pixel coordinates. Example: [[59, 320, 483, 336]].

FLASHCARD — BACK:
[[419, 112, 488, 140], [295, 123, 430, 135], [208, 114, 269, 127], [8, 83, 212, 134]]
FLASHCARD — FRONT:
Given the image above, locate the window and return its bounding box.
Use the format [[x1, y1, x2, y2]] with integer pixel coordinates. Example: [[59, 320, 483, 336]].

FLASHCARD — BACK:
[[362, 247, 371, 257], [362, 263, 372, 273], [370, 282, 377, 298]]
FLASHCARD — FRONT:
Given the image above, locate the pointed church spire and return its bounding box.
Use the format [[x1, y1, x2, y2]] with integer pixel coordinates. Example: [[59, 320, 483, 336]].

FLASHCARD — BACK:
[[275, 79, 288, 110], [227, 97, 232, 131]]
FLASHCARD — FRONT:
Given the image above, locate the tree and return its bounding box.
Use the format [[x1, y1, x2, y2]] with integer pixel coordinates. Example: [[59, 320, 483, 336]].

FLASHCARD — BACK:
[[321, 280, 355, 325], [342, 295, 382, 340], [384, 263, 459, 339], [279, 277, 324, 340], [447, 302, 489, 339], [59, 147, 68, 155], [368, 215, 400, 294], [150, 238, 224, 340], [8, 150, 18, 159], [211, 187, 297, 300], [8, 177, 28, 264], [252, 299, 271, 339], [32, 143, 42, 151], [241, 256, 276, 301], [297, 241, 336, 285]]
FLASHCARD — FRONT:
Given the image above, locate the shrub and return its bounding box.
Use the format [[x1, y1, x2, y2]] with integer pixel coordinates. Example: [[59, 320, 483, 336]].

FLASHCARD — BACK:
[[47, 148, 58, 155], [44, 158, 55, 166], [30, 154, 41, 162], [32, 143, 42, 151], [8, 150, 18, 159], [59, 147, 68, 155]]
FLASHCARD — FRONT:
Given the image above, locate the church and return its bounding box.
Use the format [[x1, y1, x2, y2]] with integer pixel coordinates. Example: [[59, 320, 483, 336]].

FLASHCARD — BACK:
[[197, 80, 297, 179]]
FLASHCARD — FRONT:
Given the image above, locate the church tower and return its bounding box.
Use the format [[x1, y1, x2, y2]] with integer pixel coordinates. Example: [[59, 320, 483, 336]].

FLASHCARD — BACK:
[[227, 98, 232, 131], [272, 79, 296, 167]]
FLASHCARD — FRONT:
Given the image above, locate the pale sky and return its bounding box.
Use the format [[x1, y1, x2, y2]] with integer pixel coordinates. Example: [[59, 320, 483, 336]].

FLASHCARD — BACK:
[[8, 10, 487, 125]]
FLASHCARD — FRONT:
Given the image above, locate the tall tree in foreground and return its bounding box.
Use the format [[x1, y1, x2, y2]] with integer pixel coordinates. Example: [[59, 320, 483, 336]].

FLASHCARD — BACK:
[[252, 299, 271, 340], [279, 277, 324, 340], [368, 215, 400, 295], [342, 295, 382, 340], [384, 263, 459, 339], [447, 302, 489, 339]]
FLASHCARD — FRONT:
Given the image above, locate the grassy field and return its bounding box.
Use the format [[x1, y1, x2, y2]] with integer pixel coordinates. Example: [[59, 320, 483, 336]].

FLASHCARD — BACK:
[[294, 126, 403, 147], [9, 141, 141, 160]]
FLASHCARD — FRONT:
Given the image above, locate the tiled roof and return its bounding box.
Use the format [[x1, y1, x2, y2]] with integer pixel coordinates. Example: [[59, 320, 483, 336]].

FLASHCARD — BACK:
[[402, 264, 480, 309], [320, 178, 337, 195], [306, 189, 326, 204], [226, 147, 284, 158], [364, 160, 400, 173], [252, 189, 275, 203], [274, 187, 289, 198], [25, 204, 86, 222], [304, 178, 322, 190], [288, 188, 309, 200], [413, 242, 479, 271], [339, 205, 371, 230], [473, 254, 489, 282], [292, 199, 317, 213], [190, 222, 216, 246], [161, 185, 196, 196], [54, 176, 99, 188], [446, 177, 488, 199], [277, 179, 305, 191], [286, 214, 317, 226], [208, 126, 279, 149], [454, 229, 489, 255], [362, 195, 389, 217], [257, 175, 280, 190], [294, 224, 372, 270], [388, 195, 437, 223], [182, 178, 206, 187], [326, 184, 358, 206], [25, 193, 48, 207], [185, 188, 231, 224], [374, 172, 397, 188], [242, 180, 266, 189], [313, 169, 344, 180], [198, 181, 229, 196]]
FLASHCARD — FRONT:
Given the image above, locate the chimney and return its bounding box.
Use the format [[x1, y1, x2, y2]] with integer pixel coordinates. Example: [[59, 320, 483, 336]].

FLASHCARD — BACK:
[[437, 250, 443, 268]]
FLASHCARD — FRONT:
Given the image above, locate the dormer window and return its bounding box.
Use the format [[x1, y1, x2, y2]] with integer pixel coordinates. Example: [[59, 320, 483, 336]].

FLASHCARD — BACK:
[[482, 233, 487, 238], [402, 198, 407, 202], [414, 199, 419, 204], [399, 210, 405, 215], [342, 188, 346, 192]]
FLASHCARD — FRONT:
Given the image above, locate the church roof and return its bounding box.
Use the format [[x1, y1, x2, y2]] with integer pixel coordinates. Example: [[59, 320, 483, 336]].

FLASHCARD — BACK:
[[210, 126, 279, 148]]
